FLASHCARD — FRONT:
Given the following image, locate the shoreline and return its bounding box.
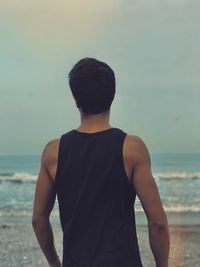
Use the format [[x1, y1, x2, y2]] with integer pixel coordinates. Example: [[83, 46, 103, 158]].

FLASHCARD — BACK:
[[1, 209, 200, 225], [135, 211, 200, 226], [0, 216, 200, 267]]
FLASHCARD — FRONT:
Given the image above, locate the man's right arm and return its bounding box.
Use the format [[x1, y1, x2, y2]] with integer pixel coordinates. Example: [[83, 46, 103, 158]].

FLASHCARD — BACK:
[[129, 135, 170, 267]]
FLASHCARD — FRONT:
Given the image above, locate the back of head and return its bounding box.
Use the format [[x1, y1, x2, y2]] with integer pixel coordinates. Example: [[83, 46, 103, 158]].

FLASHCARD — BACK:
[[68, 57, 116, 115]]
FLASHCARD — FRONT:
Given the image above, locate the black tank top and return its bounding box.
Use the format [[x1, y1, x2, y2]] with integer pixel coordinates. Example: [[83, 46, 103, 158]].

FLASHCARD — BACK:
[[55, 127, 143, 267]]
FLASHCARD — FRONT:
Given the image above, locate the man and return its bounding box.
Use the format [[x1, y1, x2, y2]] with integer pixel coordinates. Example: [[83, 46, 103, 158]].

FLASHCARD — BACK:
[[32, 57, 170, 267]]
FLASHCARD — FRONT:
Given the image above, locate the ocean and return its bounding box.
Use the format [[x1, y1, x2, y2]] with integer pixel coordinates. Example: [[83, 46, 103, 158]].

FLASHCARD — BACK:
[[0, 153, 199, 225]]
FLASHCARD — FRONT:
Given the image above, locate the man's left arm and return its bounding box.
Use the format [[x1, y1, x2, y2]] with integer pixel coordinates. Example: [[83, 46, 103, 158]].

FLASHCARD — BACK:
[[32, 141, 61, 267]]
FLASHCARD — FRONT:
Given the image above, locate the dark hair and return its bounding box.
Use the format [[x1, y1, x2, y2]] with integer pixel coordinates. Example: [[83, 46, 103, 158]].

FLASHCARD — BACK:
[[68, 57, 116, 115]]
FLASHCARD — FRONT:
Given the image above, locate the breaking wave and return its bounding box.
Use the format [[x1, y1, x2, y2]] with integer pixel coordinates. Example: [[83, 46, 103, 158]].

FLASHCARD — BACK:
[[0, 172, 37, 183], [153, 171, 200, 180], [1, 171, 200, 183]]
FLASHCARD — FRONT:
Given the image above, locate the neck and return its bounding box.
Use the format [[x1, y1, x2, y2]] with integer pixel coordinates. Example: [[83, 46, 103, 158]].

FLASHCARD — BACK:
[[77, 110, 112, 131]]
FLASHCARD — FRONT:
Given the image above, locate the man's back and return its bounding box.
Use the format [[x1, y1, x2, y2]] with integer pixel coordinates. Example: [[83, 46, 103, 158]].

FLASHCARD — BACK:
[[33, 128, 169, 267], [52, 127, 143, 267], [43, 128, 135, 186]]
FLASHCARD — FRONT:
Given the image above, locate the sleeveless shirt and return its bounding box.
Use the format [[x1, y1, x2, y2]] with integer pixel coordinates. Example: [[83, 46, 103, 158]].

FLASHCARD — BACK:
[[55, 127, 143, 267]]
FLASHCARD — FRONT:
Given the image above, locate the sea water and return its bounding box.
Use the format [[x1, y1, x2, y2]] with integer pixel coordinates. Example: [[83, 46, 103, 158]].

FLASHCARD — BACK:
[[0, 153, 199, 225]]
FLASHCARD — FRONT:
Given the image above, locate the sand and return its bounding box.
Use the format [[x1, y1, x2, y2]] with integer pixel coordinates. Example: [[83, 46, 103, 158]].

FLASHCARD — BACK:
[[0, 216, 199, 267]]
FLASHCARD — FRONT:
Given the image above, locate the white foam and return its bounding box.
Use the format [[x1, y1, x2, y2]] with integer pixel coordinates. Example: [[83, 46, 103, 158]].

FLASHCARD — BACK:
[[0, 171, 200, 183], [153, 171, 200, 180], [135, 204, 200, 213], [0, 172, 37, 182], [0, 209, 59, 217]]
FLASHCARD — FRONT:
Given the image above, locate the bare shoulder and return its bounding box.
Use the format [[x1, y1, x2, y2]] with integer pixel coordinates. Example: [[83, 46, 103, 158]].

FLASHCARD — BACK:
[[125, 134, 147, 148], [41, 138, 60, 167], [125, 134, 151, 164]]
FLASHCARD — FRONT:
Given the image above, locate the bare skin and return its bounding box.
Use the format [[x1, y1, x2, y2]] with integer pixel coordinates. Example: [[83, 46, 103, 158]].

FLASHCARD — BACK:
[[32, 107, 170, 267]]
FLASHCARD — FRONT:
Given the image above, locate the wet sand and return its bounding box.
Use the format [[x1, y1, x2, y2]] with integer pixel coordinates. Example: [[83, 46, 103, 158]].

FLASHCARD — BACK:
[[0, 216, 199, 267]]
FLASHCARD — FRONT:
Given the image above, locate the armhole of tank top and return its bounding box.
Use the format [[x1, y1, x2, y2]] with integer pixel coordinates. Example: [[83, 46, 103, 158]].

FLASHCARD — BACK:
[[54, 134, 63, 186], [120, 132, 136, 196]]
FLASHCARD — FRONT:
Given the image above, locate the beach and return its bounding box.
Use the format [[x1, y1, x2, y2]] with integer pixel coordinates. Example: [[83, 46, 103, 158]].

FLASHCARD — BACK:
[[0, 216, 199, 267]]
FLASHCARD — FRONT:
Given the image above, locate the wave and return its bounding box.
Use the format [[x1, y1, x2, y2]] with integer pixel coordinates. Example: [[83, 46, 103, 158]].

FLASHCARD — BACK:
[[0, 171, 200, 183], [0, 204, 200, 216], [135, 204, 200, 213], [153, 171, 200, 180], [0, 209, 59, 217], [0, 172, 37, 183]]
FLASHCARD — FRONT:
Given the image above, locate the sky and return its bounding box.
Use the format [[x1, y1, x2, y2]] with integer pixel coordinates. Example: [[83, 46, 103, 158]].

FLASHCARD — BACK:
[[0, 0, 199, 155]]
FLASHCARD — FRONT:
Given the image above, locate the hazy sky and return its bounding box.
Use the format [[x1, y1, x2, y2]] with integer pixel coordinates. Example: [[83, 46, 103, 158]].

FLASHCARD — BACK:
[[0, 0, 199, 155]]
